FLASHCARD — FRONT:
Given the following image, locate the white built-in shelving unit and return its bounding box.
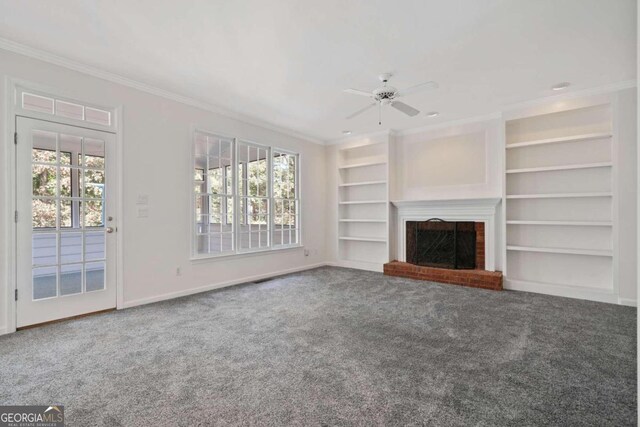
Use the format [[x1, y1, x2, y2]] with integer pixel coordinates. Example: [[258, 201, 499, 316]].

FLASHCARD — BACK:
[[328, 90, 634, 305], [504, 103, 616, 299], [337, 140, 390, 271]]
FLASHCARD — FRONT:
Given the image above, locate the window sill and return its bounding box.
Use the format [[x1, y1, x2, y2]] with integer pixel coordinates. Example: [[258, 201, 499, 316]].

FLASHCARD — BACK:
[[190, 244, 304, 263]]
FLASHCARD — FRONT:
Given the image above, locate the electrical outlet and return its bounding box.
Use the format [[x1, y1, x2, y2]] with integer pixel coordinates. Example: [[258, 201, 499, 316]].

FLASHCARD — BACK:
[[304, 249, 310, 257], [176, 267, 181, 276]]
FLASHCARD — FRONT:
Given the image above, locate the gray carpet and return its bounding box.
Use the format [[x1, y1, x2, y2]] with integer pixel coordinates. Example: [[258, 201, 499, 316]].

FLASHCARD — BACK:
[[0, 267, 636, 426]]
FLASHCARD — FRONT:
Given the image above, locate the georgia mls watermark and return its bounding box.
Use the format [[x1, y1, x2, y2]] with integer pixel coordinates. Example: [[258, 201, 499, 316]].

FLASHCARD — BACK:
[[0, 406, 64, 427]]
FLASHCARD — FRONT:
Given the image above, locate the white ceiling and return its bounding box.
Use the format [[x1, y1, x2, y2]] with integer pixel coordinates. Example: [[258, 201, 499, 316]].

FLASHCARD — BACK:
[[0, 0, 635, 142]]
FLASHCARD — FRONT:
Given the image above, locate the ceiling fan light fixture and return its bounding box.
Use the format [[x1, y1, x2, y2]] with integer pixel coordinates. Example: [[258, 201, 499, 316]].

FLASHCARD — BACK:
[[343, 74, 438, 122], [426, 111, 439, 118], [551, 82, 571, 91]]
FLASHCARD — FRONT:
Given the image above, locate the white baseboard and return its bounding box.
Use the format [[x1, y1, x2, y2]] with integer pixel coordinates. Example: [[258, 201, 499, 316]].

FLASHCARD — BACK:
[[121, 262, 328, 309], [504, 279, 619, 304], [0, 326, 10, 336], [618, 298, 637, 307], [327, 259, 383, 272]]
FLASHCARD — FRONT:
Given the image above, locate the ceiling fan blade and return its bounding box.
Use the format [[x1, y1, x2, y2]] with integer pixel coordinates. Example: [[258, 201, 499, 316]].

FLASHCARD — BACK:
[[398, 81, 438, 96], [344, 88, 373, 97], [346, 102, 377, 119], [390, 101, 420, 117]]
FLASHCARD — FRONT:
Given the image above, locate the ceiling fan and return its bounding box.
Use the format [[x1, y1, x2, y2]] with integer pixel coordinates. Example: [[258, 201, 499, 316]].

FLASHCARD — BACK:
[[344, 73, 438, 125]]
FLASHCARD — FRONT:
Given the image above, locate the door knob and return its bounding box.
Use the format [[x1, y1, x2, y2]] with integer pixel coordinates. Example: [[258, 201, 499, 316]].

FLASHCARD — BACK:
[[106, 227, 115, 233]]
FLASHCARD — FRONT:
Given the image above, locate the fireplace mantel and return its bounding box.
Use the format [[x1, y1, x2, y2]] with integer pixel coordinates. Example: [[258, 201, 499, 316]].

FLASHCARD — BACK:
[[391, 198, 501, 271]]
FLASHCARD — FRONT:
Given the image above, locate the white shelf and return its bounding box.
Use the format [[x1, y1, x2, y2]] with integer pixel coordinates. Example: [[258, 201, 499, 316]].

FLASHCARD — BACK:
[[504, 278, 617, 304], [338, 200, 387, 205], [336, 139, 389, 268], [339, 142, 386, 152], [506, 192, 612, 199], [506, 162, 612, 174], [332, 259, 384, 273], [507, 245, 612, 257], [339, 180, 387, 187], [338, 161, 387, 170], [506, 220, 613, 227], [339, 236, 387, 243], [505, 132, 612, 149], [505, 106, 615, 302]]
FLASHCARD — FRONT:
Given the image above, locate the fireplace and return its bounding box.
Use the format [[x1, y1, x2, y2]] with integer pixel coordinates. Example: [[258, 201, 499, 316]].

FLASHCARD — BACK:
[[406, 219, 477, 269], [385, 198, 502, 290]]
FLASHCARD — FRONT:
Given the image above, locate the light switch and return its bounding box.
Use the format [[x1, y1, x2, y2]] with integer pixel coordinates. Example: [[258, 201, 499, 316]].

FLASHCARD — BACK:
[[137, 207, 149, 218], [137, 194, 149, 205]]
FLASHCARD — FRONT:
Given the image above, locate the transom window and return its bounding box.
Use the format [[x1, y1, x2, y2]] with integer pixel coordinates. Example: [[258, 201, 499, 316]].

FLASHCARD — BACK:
[[18, 88, 113, 128], [192, 131, 300, 257]]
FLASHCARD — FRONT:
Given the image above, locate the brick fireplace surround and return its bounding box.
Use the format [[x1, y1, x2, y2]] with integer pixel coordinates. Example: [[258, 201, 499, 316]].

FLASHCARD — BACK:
[[384, 222, 502, 290], [406, 222, 486, 270], [386, 198, 503, 291], [384, 223, 503, 290], [383, 261, 503, 291]]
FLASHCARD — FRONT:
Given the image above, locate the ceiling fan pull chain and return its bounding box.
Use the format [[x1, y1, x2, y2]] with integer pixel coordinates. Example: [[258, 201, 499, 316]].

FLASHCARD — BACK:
[[379, 103, 382, 125]]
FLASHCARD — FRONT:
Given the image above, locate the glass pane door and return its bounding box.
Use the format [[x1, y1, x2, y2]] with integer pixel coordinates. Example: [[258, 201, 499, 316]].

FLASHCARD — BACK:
[[31, 131, 106, 299], [16, 117, 116, 327]]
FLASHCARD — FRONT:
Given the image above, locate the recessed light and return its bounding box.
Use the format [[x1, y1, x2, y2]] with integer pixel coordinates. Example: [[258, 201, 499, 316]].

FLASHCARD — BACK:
[[426, 112, 439, 118], [342, 130, 352, 135], [551, 82, 570, 91]]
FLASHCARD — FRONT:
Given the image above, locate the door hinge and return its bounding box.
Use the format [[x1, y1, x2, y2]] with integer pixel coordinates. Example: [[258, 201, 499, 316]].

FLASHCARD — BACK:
[[14, 132, 17, 145], [14, 211, 18, 223], [14, 289, 18, 301]]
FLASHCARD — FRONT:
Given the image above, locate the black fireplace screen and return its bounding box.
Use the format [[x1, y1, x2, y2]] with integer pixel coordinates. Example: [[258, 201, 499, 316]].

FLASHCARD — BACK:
[[406, 219, 476, 269]]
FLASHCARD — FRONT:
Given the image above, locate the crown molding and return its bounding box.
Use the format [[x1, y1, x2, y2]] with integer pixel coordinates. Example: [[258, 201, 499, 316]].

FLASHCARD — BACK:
[[499, 79, 636, 114], [0, 37, 325, 145], [328, 79, 636, 145], [2, 37, 634, 148]]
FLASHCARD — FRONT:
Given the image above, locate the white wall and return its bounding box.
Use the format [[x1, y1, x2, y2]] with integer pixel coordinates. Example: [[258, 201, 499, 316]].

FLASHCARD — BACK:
[[616, 88, 638, 302], [393, 119, 502, 201], [401, 132, 486, 188], [0, 49, 327, 334]]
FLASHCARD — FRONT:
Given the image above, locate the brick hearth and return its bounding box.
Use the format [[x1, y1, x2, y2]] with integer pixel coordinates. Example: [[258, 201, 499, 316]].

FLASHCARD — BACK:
[[383, 261, 503, 291]]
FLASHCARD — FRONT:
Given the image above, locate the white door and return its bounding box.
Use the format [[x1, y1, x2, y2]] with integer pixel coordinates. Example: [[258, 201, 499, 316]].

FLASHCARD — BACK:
[[16, 117, 117, 327]]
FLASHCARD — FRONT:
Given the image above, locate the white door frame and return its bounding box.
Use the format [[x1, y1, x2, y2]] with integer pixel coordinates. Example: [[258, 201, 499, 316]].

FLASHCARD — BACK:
[[3, 77, 124, 334]]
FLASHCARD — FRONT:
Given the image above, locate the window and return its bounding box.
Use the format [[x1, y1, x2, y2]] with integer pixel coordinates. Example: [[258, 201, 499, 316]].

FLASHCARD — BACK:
[[30, 131, 107, 298], [237, 140, 270, 251], [31, 133, 105, 230], [192, 131, 300, 257], [273, 150, 299, 246], [194, 133, 234, 255], [20, 90, 112, 127]]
